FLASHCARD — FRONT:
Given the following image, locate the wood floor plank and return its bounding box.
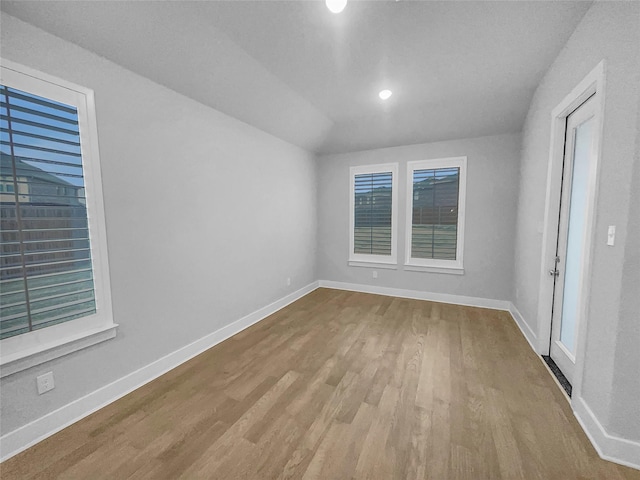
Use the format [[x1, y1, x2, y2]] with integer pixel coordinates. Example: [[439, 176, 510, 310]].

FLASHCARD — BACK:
[[302, 400, 375, 480], [354, 385, 400, 480], [2, 288, 639, 480], [180, 370, 300, 477]]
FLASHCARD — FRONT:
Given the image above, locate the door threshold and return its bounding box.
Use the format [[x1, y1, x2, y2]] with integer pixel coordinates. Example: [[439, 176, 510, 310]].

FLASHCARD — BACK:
[[542, 355, 572, 397]]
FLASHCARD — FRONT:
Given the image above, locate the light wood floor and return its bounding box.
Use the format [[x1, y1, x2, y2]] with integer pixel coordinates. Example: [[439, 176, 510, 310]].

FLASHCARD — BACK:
[[2, 288, 639, 479]]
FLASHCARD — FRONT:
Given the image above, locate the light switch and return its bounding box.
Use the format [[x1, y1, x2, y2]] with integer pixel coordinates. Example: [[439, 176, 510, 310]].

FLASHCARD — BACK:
[[607, 225, 616, 246]]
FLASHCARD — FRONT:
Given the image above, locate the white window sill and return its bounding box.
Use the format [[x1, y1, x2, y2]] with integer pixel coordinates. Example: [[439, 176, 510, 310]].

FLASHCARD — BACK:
[[0, 323, 118, 378], [348, 261, 398, 270], [404, 264, 465, 275]]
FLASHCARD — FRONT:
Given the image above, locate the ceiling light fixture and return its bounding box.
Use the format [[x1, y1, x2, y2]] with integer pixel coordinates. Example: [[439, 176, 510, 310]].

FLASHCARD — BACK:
[[326, 0, 347, 14], [379, 89, 393, 100]]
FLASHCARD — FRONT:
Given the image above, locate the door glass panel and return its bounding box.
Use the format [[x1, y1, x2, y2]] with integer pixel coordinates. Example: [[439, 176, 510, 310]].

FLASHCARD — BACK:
[[560, 117, 593, 354]]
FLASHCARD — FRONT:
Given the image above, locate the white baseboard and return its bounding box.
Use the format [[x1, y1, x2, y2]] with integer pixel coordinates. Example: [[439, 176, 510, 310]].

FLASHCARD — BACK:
[[507, 303, 639, 471], [0, 281, 319, 463], [508, 302, 539, 353], [574, 396, 640, 470], [318, 280, 511, 311]]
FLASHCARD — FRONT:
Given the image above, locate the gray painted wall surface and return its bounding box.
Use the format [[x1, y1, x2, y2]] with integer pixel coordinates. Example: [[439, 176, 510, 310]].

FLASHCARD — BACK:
[[317, 133, 521, 302], [0, 15, 317, 435], [609, 91, 640, 440], [512, 2, 640, 438]]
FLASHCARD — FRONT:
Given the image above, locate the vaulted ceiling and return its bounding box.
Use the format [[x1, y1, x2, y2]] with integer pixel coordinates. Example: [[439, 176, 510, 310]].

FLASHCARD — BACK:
[[1, 1, 591, 154]]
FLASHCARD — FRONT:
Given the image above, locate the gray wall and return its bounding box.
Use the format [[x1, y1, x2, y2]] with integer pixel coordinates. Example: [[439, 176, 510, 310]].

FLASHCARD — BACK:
[[317, 133, 521, 302], [0, 15, 317, 435], [512, 2, 640, 439], [609, 90, 640, 441]]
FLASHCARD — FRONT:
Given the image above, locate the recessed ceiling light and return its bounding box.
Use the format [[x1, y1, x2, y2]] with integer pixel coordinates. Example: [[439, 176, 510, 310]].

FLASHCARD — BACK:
[[379, 89, 393, 100], [326, 0, 347, 14]]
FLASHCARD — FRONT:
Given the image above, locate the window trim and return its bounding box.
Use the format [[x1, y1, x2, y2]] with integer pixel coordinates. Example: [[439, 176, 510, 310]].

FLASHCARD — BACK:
[[404, 156, 467, 272], [349, 163, 398, 266], [0, 59, 116, 377]]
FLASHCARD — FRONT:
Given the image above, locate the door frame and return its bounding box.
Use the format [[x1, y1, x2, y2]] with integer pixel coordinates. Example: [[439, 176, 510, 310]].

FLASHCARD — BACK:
[[535, 60, 606, 401]]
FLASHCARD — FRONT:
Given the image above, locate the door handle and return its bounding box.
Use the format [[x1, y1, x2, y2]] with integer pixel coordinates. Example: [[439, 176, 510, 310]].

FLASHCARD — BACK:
[[549, 256, 560, 277]]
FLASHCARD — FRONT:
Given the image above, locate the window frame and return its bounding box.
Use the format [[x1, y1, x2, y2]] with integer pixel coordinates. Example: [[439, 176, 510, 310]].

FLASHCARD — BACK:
[[0, 59, 116, 377], [404, 156, 467, 274], [349, 163, 398, 267]]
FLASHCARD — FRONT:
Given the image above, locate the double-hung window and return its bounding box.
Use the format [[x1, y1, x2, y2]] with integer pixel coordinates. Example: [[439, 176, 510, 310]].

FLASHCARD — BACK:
[[405, 157, 467, 273], [0, 60, 115, 376], [349, 163, 398, 266]]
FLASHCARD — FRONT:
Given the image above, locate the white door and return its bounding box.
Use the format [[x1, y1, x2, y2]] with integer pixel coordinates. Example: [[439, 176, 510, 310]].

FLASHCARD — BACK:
[[549, 95, 596, 385]]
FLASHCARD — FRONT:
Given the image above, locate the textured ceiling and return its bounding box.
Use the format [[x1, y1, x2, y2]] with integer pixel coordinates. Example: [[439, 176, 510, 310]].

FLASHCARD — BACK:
[[1, 1, 591, 154]]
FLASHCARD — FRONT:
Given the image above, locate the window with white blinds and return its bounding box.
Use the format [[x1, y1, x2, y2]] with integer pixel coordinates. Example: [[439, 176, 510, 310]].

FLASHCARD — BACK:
[[0, 61, 114, 375], [1, 85, 96, 339], [349, 163, 398, 265], [405, 157, 466, 272]]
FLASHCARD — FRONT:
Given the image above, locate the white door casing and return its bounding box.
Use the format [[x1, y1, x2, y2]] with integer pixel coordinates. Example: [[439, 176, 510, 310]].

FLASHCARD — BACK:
[[536, 60, 606, 402]]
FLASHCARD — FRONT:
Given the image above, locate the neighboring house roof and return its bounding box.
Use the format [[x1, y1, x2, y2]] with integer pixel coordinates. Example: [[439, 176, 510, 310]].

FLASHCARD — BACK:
[[0, 151, 75, 187], [412, 177, 459, 208]]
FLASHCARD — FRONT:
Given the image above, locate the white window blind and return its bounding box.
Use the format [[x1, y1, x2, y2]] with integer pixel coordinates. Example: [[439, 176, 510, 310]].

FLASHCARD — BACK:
[[406, 157, 466, 271], [354, 172, 393, 255], [349, 163, 398, 266], [411, 167, 459, 259], [0, 85, 96, 339]]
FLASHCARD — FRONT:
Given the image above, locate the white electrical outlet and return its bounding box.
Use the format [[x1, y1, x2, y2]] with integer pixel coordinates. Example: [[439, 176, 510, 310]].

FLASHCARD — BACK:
[[36, 371, 55, 395], [372, 271, 378, 279], [286, 277, 291, 286]]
